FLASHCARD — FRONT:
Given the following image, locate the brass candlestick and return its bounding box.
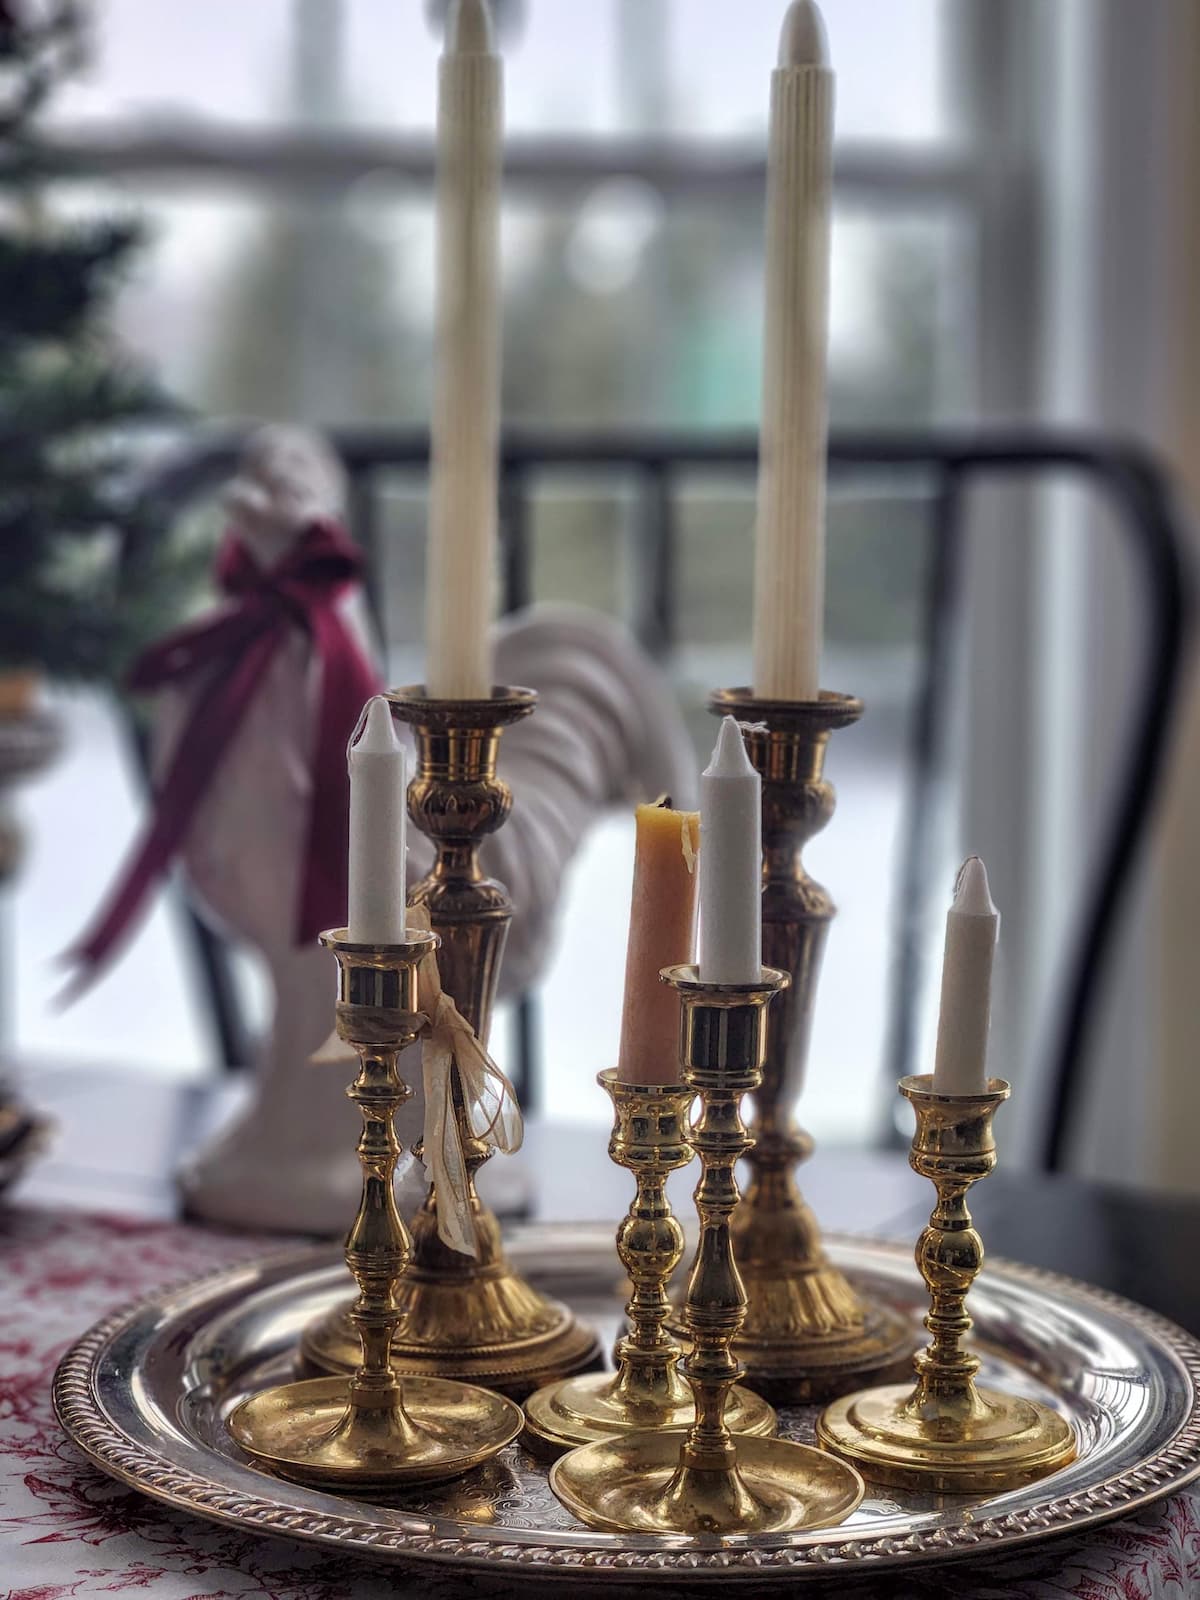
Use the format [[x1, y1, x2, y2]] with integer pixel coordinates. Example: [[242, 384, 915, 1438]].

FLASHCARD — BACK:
[[229, 930, 522, 1489], [524, 1068, 775, 1457], [551, 967, 865, 1537], [301, 687, 601, 1397], [698, 688, 911, 1403], [817, 1074, 1076, 1493]]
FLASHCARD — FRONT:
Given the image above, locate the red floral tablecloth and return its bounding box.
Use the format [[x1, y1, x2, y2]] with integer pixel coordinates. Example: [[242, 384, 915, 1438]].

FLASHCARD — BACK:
[[2, 1205, 1198, 1600]]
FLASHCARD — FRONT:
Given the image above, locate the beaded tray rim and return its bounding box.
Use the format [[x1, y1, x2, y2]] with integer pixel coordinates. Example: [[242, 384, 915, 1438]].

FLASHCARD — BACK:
[[53, 1233, 1200, 1585]]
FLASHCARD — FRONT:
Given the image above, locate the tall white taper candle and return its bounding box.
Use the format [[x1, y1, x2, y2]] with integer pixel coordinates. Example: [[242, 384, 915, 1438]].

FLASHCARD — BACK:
[[698, 716, 763, 984], [425, 0, 502, 701], [752, 0, 834, 703], [347, 696, 408, 944], [931, 857, 999, 1096]]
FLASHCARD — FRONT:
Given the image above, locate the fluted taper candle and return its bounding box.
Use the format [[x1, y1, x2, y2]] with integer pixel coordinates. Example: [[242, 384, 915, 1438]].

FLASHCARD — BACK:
[[425, 0, 502, 700], [752, 0, 834, 702]]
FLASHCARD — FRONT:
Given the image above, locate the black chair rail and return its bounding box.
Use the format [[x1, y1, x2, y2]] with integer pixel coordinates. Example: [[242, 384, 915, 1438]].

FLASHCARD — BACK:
[[126, 426, 1192, 1173]]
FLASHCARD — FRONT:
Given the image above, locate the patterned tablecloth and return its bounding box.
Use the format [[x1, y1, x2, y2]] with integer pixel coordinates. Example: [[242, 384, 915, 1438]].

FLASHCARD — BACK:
[[1, 1205, 1198, 1600]]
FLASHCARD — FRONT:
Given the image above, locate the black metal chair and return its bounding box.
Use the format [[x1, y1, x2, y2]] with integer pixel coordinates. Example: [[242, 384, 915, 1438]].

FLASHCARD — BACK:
[[125, 426, 1192, 1172]]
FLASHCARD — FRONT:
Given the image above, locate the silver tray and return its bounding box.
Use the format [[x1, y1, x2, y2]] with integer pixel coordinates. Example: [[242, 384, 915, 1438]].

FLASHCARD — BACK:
[[53, 1228, 1200, 1587]]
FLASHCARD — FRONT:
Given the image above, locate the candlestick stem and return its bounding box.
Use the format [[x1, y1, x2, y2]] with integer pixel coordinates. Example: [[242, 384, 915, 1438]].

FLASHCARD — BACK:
[[817, 1074, 1076, 1493]]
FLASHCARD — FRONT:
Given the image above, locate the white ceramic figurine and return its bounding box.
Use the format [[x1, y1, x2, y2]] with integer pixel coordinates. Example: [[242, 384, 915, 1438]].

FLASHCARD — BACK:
[[172, 428, 696, 1234]]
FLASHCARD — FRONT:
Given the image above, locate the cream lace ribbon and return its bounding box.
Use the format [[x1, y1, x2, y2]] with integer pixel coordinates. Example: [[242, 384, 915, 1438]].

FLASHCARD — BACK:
[[408, 904, 524, 1257]]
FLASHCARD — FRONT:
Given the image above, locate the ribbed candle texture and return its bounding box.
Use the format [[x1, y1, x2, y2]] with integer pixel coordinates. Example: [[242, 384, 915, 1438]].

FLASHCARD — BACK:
[[425, 0, 502, 701], [752, 0, 834, 703], [698, 716, 762, 984], [931, 857, 999, 1096], [347, 696, 408, 944]]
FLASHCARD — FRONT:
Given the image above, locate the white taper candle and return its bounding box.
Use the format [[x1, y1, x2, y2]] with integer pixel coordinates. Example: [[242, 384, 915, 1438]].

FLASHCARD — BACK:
[[698, 716, 763, 984], [347, 696, 408, 944], [752, 0, 833, 703], [425, 0, 502, 701], [931, 857, 999, 1096]]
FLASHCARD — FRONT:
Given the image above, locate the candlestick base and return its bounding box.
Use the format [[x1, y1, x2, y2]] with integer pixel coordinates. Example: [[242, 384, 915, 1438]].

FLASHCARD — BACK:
[[300, 1200, 604, 1399], [524, 1370, 776, 1458], [228, 1373, 522, 1491], [694, 690, 914, 1403], [816, 1381, 1076, 1496], [550, 1428, 863, 1536], [720, 1200, 915, 1404], [816, 1075, 1076, 1494]]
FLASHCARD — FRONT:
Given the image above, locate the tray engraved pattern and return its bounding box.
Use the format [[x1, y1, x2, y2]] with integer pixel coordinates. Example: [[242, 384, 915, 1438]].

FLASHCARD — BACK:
[[53, 1232, 1200, 1585]]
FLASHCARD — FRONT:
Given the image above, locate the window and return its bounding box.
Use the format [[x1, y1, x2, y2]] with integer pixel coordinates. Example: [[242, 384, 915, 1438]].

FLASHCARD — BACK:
[[17, 0, 983, 1146]]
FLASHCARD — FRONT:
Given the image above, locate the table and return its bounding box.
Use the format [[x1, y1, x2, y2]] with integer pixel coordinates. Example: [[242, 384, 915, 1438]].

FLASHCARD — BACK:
[[2, 1065, 1199, 1598]]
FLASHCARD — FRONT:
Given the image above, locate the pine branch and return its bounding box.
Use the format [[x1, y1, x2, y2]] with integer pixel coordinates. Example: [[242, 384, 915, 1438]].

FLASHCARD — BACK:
[[0, 1, 195, 684]]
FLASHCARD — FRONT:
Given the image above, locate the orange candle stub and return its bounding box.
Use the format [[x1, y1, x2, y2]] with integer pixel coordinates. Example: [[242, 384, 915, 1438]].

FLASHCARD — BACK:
[[616, 800, 701, 1085]]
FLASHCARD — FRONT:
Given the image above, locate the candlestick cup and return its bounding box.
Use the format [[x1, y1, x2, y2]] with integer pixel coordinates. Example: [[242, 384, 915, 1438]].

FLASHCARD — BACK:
[[816, 1074, 1076, 1493], [695, 689, 912, 1402], [550, 965, 865, 1537], [301, 687, 601, 1396], [228, 930, 522, 1488]]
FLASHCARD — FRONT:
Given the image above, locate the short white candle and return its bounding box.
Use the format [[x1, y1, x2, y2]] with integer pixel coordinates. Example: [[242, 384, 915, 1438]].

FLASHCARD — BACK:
[[347, 695, 408, 944], [752, 0, 834, 703], [931, 857, 999, 1096], [425, 0, 503, 701], [698, 716, 763, 984]]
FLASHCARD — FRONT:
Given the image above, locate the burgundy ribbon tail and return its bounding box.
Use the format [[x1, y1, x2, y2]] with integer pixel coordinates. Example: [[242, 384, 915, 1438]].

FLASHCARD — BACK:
[[58, 628, 284, 1003], [294, 600, 382, 944], [59, 521, 381, 1004]]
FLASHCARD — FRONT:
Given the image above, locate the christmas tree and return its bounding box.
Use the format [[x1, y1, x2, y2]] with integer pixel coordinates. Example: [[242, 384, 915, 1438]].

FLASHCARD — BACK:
[[0, 0, 193, 685]]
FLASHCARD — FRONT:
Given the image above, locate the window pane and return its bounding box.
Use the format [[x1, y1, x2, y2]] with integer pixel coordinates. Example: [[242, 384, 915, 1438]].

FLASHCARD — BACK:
[[666, 0, 951, 145], [49, 2, 293, 126], [14, 690, 212, 1076], [48, 0, 952, 145], [55, 184, 969, 436], [349, 0, 953, 145]]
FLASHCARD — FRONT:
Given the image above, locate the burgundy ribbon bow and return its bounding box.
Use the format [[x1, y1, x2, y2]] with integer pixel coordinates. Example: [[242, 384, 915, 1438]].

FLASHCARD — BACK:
[[64, 519, 381, 997]]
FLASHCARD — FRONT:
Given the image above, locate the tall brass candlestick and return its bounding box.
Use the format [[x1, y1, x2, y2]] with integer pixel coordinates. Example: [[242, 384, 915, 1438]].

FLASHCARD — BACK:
[[550, 966, 864, 1537], [704, 689, 911, 1402], [817, 1075, 1076, 1492], [302, 687, 601, 1397], [229, 930, 521, 1488]]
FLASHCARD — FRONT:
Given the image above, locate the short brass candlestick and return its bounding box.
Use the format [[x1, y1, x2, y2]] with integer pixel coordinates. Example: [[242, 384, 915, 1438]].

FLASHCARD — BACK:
[[551, 967, 865, 1536], [229, 930, 522, 1489], [696, 688, 911, 1403], [817, 1075, 1076, 1493], [524, 1068, 775, 1456], [301, 687, 601, 1397]]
